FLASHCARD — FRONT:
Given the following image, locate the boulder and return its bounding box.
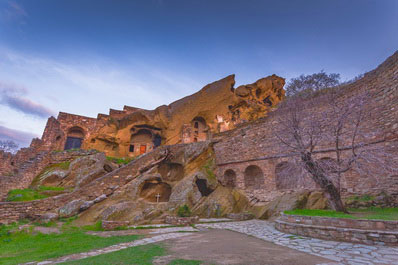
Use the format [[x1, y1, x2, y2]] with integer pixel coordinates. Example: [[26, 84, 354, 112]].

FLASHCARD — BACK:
[[93, 194, 107, 203], [58, 199, 86, 218], [38, 213, 58, 223], [80, 200, 94, 211], [100, 202, 133, 220]]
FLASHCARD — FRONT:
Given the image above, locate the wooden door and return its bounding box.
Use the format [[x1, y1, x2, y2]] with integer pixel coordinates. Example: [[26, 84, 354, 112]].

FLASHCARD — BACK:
[[140, 145, 147, 154]]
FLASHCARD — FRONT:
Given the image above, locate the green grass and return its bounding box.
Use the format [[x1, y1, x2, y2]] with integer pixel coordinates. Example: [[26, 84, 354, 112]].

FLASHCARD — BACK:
[[6, 186, 66, 202], [0, 224, 141, 265], [6, 188, 48, 201], [106, 156, 135, 165], [61, 244, 165, 265], [38, 186, 65, 192], [284, 207, 398, 220], [349, 207, 398, 220]]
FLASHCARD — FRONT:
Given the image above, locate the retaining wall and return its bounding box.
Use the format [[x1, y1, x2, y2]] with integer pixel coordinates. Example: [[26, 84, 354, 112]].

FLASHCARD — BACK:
[[275, 213, 398, 246]]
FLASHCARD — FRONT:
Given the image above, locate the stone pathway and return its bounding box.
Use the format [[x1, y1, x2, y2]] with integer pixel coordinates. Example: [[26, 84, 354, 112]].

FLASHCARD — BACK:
[[24, 220, 398, 265], [197, 220, 398, 265], [24, 233, 193, 265]]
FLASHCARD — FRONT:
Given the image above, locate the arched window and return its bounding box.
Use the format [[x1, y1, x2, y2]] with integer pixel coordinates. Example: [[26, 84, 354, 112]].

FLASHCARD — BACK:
[[224, 169, 237, 188], [244, 165, 264, 189], [64, 126, 84, 150]]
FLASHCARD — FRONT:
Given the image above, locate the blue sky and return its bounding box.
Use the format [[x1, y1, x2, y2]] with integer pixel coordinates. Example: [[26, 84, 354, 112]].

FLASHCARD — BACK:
[[0, 0, 397, 147]]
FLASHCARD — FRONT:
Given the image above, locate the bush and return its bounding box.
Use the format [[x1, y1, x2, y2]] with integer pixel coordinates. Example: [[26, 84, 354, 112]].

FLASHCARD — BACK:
[[177, 205, 191, 217]]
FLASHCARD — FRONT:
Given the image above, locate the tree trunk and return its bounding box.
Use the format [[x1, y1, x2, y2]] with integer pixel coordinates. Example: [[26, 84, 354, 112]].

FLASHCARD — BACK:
[[301, 152, 347, 213]]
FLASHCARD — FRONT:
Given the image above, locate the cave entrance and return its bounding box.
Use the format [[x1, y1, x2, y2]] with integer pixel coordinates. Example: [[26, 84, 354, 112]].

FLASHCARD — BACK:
[[139, 177, 172, 202], [195, 178, 214, 197]]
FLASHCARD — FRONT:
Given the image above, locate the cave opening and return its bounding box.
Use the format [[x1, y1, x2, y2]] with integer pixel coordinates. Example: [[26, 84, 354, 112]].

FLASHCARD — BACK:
[[195, 178, 214, 197], [139, 177, 172, 202]]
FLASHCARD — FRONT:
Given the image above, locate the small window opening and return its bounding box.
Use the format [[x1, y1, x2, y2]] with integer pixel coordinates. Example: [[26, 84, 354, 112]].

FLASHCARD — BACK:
[[129, 144, 134, 152]]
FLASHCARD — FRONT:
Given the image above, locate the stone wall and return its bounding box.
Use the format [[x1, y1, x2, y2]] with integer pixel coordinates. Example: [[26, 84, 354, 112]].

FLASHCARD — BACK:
[[213, 51, 398, 204], [0, 149, 98, 201], [275, 214, 398, 246]]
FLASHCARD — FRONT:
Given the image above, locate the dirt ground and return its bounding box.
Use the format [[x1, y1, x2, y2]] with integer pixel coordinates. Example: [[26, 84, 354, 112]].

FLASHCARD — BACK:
[[153, 229, 332, 265]]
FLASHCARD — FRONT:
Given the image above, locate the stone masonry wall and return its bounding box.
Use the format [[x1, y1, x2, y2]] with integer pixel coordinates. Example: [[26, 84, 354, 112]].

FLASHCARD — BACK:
[[275, 214, 398, 246], [0, 150, 97, 201], [213, 51, 398, 203]]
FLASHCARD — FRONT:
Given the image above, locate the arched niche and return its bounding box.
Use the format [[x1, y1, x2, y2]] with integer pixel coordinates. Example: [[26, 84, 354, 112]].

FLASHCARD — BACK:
[[244, 165, 264, 189], [191, 116, 208, 142], [275, 161, 298, 190], [64, 126, 84, 150], [223, 169, 237, 188]]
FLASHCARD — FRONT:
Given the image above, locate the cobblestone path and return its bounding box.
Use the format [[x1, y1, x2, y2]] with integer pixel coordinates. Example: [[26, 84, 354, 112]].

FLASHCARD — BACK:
[[197, 220, 398, 265]]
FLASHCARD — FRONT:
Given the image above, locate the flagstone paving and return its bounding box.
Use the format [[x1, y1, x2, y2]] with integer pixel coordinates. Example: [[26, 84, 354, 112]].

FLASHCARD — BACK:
[[197, 220, 398, 265]]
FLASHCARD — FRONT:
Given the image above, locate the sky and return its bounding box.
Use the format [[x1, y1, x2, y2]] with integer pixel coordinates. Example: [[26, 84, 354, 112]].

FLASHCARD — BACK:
[[0, 0, 397, 147]]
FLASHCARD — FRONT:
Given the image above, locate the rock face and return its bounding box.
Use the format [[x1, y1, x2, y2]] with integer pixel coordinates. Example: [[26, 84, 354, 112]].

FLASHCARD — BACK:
[[32, 152, 114, 189], [2, 74, 285, 168]]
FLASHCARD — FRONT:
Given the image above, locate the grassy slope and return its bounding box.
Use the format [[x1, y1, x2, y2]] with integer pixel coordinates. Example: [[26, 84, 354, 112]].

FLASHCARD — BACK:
[[6, 186, 66, 202], [284, 208, 398, 220]]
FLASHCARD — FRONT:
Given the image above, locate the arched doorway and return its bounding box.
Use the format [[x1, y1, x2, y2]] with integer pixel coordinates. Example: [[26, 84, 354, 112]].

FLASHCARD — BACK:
[[244, 165, 264, 189], [223, 169, 237, 188], [64, 126, 84, 150], [130, 129, 153, 155]]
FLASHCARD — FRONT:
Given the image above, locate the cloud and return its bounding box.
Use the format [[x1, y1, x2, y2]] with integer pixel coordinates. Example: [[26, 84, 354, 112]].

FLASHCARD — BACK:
[[0, 81, 55, 118], [0, 125, 38, 147]]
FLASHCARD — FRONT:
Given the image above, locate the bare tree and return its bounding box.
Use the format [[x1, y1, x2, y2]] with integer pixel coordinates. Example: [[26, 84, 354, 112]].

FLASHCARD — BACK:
[[274, 87, 397, 212], [0, 140, 19, 154]]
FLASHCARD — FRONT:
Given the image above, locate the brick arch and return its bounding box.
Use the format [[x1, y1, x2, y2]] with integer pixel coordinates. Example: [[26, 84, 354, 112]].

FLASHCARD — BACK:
[[223, 169, 237, 188], [64, 126, 85, 150], [244, 165, 264, 189], [67, 126, 85, 138]]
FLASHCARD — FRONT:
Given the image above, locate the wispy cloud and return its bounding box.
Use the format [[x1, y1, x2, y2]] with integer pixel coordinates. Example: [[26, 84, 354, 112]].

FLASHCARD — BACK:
[[0, 125, 38, 147], [0, 81, 55, 118]]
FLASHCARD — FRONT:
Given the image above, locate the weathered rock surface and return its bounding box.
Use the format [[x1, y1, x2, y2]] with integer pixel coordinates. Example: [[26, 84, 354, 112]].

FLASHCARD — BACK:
[[58, 199, 86, 218]]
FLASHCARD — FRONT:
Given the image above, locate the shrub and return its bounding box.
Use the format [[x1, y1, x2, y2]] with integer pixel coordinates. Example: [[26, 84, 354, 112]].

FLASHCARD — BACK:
[[177, 205, 191, 217]]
